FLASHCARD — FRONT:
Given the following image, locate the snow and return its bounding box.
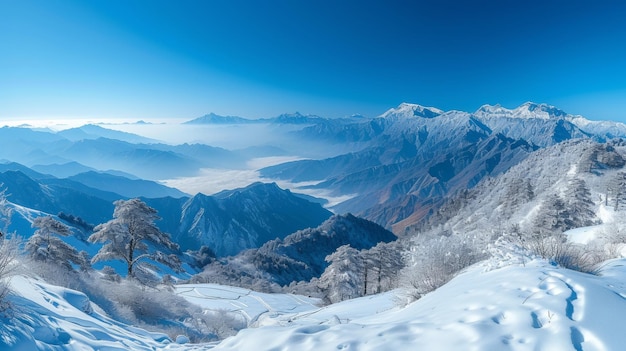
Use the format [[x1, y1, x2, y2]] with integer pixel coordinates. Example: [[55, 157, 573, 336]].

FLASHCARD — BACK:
[[566, 226, 603, 245], [174, 284, 321, 326], [1, 275, 176, 350], [213, 258, 626, 351], [5, 255, 626, 350]]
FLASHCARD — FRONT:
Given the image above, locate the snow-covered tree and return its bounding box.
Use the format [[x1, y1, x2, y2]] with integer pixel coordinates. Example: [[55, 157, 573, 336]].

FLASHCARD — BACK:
[[89, 198, 181, 278], [0, 186, 13, 237], [533, 194, 572, 236], [26, 216, 88, 271], [502, 178, 534, 215], [363, 242, 403, 294], [608, 172, 626, 211], [565, 178, 597, 228], [318, 245, 365, 303], [0, 235, 18, 311]]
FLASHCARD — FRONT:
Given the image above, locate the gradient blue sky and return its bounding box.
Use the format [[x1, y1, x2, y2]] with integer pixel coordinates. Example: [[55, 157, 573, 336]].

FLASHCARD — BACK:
[[1, 0, 625, 122]]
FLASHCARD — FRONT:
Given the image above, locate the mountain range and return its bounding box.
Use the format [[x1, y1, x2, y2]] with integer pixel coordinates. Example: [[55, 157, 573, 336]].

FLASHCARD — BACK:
[[3, 101, 626, 350], [259, 102, 626, 233]]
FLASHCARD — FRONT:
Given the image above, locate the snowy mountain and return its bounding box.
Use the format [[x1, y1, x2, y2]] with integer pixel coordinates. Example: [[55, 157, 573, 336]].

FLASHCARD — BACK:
[[474, 101, 569, 120], [177, 182, 333, 257], [473, 102, 592, 146], [198, 213, 396, 287], [261, 102, 626, 233], [380, 102, 444, 119], [0, 167, 331, 268], [3, 101, 626, 350], [262, 107, 535, 232], [407, 138, 626, 242]]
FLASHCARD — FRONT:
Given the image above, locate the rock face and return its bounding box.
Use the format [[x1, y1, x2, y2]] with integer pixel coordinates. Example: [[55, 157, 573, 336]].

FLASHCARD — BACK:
[[177, 182, 333, 256]]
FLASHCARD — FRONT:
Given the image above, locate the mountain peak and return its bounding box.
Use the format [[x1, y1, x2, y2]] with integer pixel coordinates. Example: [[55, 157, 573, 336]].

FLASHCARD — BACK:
[[381, 103, 444, 119], [514, 102, 568, 119], [475, 102, 569, 120], [183, 113, 250, 124]]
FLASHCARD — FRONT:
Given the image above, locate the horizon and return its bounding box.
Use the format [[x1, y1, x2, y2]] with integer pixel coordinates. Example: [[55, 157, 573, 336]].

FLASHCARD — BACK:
[[2, 100, 625, 132], [1, 1, 626, 123]]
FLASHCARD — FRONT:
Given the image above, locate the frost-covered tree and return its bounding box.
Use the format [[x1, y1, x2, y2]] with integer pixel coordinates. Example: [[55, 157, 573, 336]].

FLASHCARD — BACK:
[[533, 194, 572, 236], [608, 172, 626, 211], [0, 236, 18, 311], [502, 178, 534, 215], [318, 245, 365, 303], [565, 178, 597, 228], [26, 216, 88, 271], [363, 242, 403, 294], [0, 186, 13, 237], [89, 198, 181, 278]]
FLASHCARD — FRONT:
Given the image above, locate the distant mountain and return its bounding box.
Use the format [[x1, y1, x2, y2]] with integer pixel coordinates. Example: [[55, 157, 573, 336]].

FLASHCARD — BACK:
[[270, 112, 326, 124], [177, 182, 333, 256], [31, 161, 97, 178], [183, 112, 254, 124], [0, 127, 245, 179], [0, 162, 53, 180], [184, 111, 332, 125], [0, 170, 115, 226], [474, 102, 569, 120], [57, 124, 159, 144], [567, 116, 626, 139], [380, 102, 444, 119], [68, 171, 189, 199], [473, 102, 593, 146], [54, 138, 201, 179], [260, 101, 626, 233]]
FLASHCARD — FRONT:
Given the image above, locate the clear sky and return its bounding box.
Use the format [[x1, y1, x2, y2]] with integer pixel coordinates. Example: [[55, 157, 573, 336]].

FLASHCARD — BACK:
[[1, 0, 625, 122]]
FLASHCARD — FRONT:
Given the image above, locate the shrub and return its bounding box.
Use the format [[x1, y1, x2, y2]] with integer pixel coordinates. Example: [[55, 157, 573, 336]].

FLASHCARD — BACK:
[[0, 236, 19, 312], [398, 236, 486, 304]]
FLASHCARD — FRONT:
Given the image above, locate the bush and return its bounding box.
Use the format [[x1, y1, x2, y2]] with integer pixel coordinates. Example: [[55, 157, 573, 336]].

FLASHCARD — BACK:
[[398, 236, 486, 304], [0, 236, 19, 312], [505, 230, 606, 275], [525, 235, 605, 274]]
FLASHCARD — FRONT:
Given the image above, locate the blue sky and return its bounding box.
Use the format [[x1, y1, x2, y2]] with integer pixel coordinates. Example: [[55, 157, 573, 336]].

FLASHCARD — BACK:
[[1, 0, 625, 122]]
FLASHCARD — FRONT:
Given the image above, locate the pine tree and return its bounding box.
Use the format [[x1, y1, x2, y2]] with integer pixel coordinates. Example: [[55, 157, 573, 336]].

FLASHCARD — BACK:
[[565, 178, 597, 228], [26, 216, 88, 270], [89, 198, 181, 278], [608, 172, 626, 211], [363, 242, 403, 294], [533, 194, 571, 236], [318, 245, 365, 303]]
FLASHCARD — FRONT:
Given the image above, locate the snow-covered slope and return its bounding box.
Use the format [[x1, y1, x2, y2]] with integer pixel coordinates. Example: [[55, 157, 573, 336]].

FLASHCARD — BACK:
[[5, 253, 626, 350], [175, 284, 320, 327], [1, 276, 176, 350], [212, 257, 626, 351]]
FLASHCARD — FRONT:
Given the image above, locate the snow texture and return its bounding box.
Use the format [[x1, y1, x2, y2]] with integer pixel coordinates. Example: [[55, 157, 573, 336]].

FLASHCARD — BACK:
[[5, 255, 626, 350]]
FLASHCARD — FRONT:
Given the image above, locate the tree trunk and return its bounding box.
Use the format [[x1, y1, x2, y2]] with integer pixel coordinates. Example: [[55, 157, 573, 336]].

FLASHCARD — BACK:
[[128, 238, 134, 277]]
